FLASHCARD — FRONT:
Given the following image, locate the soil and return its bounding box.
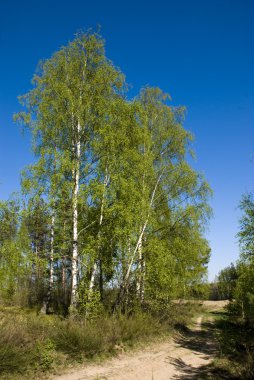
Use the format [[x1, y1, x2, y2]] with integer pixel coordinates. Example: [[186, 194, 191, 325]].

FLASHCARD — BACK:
[[51, 300, 226, 380]]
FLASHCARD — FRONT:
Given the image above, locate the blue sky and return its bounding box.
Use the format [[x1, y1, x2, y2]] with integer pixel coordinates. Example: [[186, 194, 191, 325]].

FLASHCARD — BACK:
[[1, 0, 253, 280]]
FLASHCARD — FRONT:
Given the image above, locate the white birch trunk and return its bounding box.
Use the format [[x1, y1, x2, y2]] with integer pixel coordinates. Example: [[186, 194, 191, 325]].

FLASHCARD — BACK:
[[137, 241, 146, 303], [136, 232, 142, 297], [137, 239, 146, 303], [127, 169, 165, 282], [48, 214, 55, 295], [70, 57, 87, 310], [70, 120, 81, 309], [115, 168, 165, 309], [49, 215, 55, 291], [89, 261, 98, 292], [62, 221, 66, 299]]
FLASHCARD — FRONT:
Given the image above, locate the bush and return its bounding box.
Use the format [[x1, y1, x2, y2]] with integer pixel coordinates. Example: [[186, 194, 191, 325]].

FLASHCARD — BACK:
[[52, 319, 105, 358]]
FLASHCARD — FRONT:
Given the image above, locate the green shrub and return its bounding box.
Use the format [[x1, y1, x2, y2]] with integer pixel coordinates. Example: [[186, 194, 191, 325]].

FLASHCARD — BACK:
[[35, 339, 56, 371]]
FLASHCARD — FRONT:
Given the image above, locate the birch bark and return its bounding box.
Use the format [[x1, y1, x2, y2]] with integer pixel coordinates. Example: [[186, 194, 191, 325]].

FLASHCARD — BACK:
[[114, 168, 165, 310], [70, 120, 81, 309]]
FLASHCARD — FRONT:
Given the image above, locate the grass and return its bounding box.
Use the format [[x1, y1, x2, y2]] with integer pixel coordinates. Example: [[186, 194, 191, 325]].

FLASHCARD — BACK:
[[213, 315, 254, 379], [0, 302, 202, 379]]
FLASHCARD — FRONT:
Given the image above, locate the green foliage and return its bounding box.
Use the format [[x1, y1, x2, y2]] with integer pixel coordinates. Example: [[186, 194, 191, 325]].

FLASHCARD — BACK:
[[0, 199, 33, 305], [238, 193, 254, 260], [77, 286, 104, 320], [7, 30, 211, 316], [35, 339, 55, 371], [228, 193, 254, 324], [234, 262, 254, 322], [217, 263, 238, 300]]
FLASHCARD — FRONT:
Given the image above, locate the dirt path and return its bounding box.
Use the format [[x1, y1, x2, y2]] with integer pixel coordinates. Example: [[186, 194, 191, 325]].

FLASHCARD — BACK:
[[52, 311, 219, 380]]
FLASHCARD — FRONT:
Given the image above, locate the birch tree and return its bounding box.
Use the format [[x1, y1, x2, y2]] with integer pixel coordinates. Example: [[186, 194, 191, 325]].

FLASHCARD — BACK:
[[15, 31, 125, 312], [113, 87, 211, 309], [13, 30, 212, 315]]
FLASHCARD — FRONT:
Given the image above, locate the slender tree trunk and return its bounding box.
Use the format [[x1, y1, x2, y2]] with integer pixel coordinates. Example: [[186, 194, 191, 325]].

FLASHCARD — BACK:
[[114, 169, 165, 311], [137, 163, 147, 302], [62, 254, 67, 308], [35, 243, 39, 279], [136, 232, 142, 297], [70, 120, 81, 310], [140, 256, 145, 303], [115, 222, 147, 310], [61, 218, 68, 309], [136, 238, 146, 304], [99, 259, 103, 300], [62, 256, 66, 294], [44, 214, 55, 313], [89, 261, 98, 292], [88, 168, 109, 294]]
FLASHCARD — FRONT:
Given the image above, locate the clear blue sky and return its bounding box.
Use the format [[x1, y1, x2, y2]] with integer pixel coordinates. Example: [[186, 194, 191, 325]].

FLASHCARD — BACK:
[[1, 0, 253, 280]]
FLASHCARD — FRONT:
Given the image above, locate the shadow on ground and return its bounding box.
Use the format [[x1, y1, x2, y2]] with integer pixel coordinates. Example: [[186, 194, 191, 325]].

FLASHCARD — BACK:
[[168, 319, 236, 379]]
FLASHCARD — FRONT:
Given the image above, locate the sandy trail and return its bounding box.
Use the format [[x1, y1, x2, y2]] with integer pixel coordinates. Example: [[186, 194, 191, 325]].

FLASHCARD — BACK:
[[52, 311, 219, 380]]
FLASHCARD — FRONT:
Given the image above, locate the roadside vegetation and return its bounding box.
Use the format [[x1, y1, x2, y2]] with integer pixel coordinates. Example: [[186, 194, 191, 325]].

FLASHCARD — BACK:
[[0, 302, 202, 379], [205, 193, 254, 379], [214, 312, 254, 379]]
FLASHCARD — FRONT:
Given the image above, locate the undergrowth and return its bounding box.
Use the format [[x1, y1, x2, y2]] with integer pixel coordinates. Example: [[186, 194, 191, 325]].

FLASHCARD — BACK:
[[213, 315, 254, 379], [196, 303, 254, 380], [0, 302, 201, 379]]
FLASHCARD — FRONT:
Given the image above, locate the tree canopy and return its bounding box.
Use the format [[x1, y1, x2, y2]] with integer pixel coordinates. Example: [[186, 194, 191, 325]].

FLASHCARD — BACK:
[[1, 31, 212, 316]]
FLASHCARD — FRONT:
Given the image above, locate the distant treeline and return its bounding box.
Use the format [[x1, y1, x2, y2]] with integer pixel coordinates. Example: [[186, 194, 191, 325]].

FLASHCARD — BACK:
[[210, 192, 254, 324]]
